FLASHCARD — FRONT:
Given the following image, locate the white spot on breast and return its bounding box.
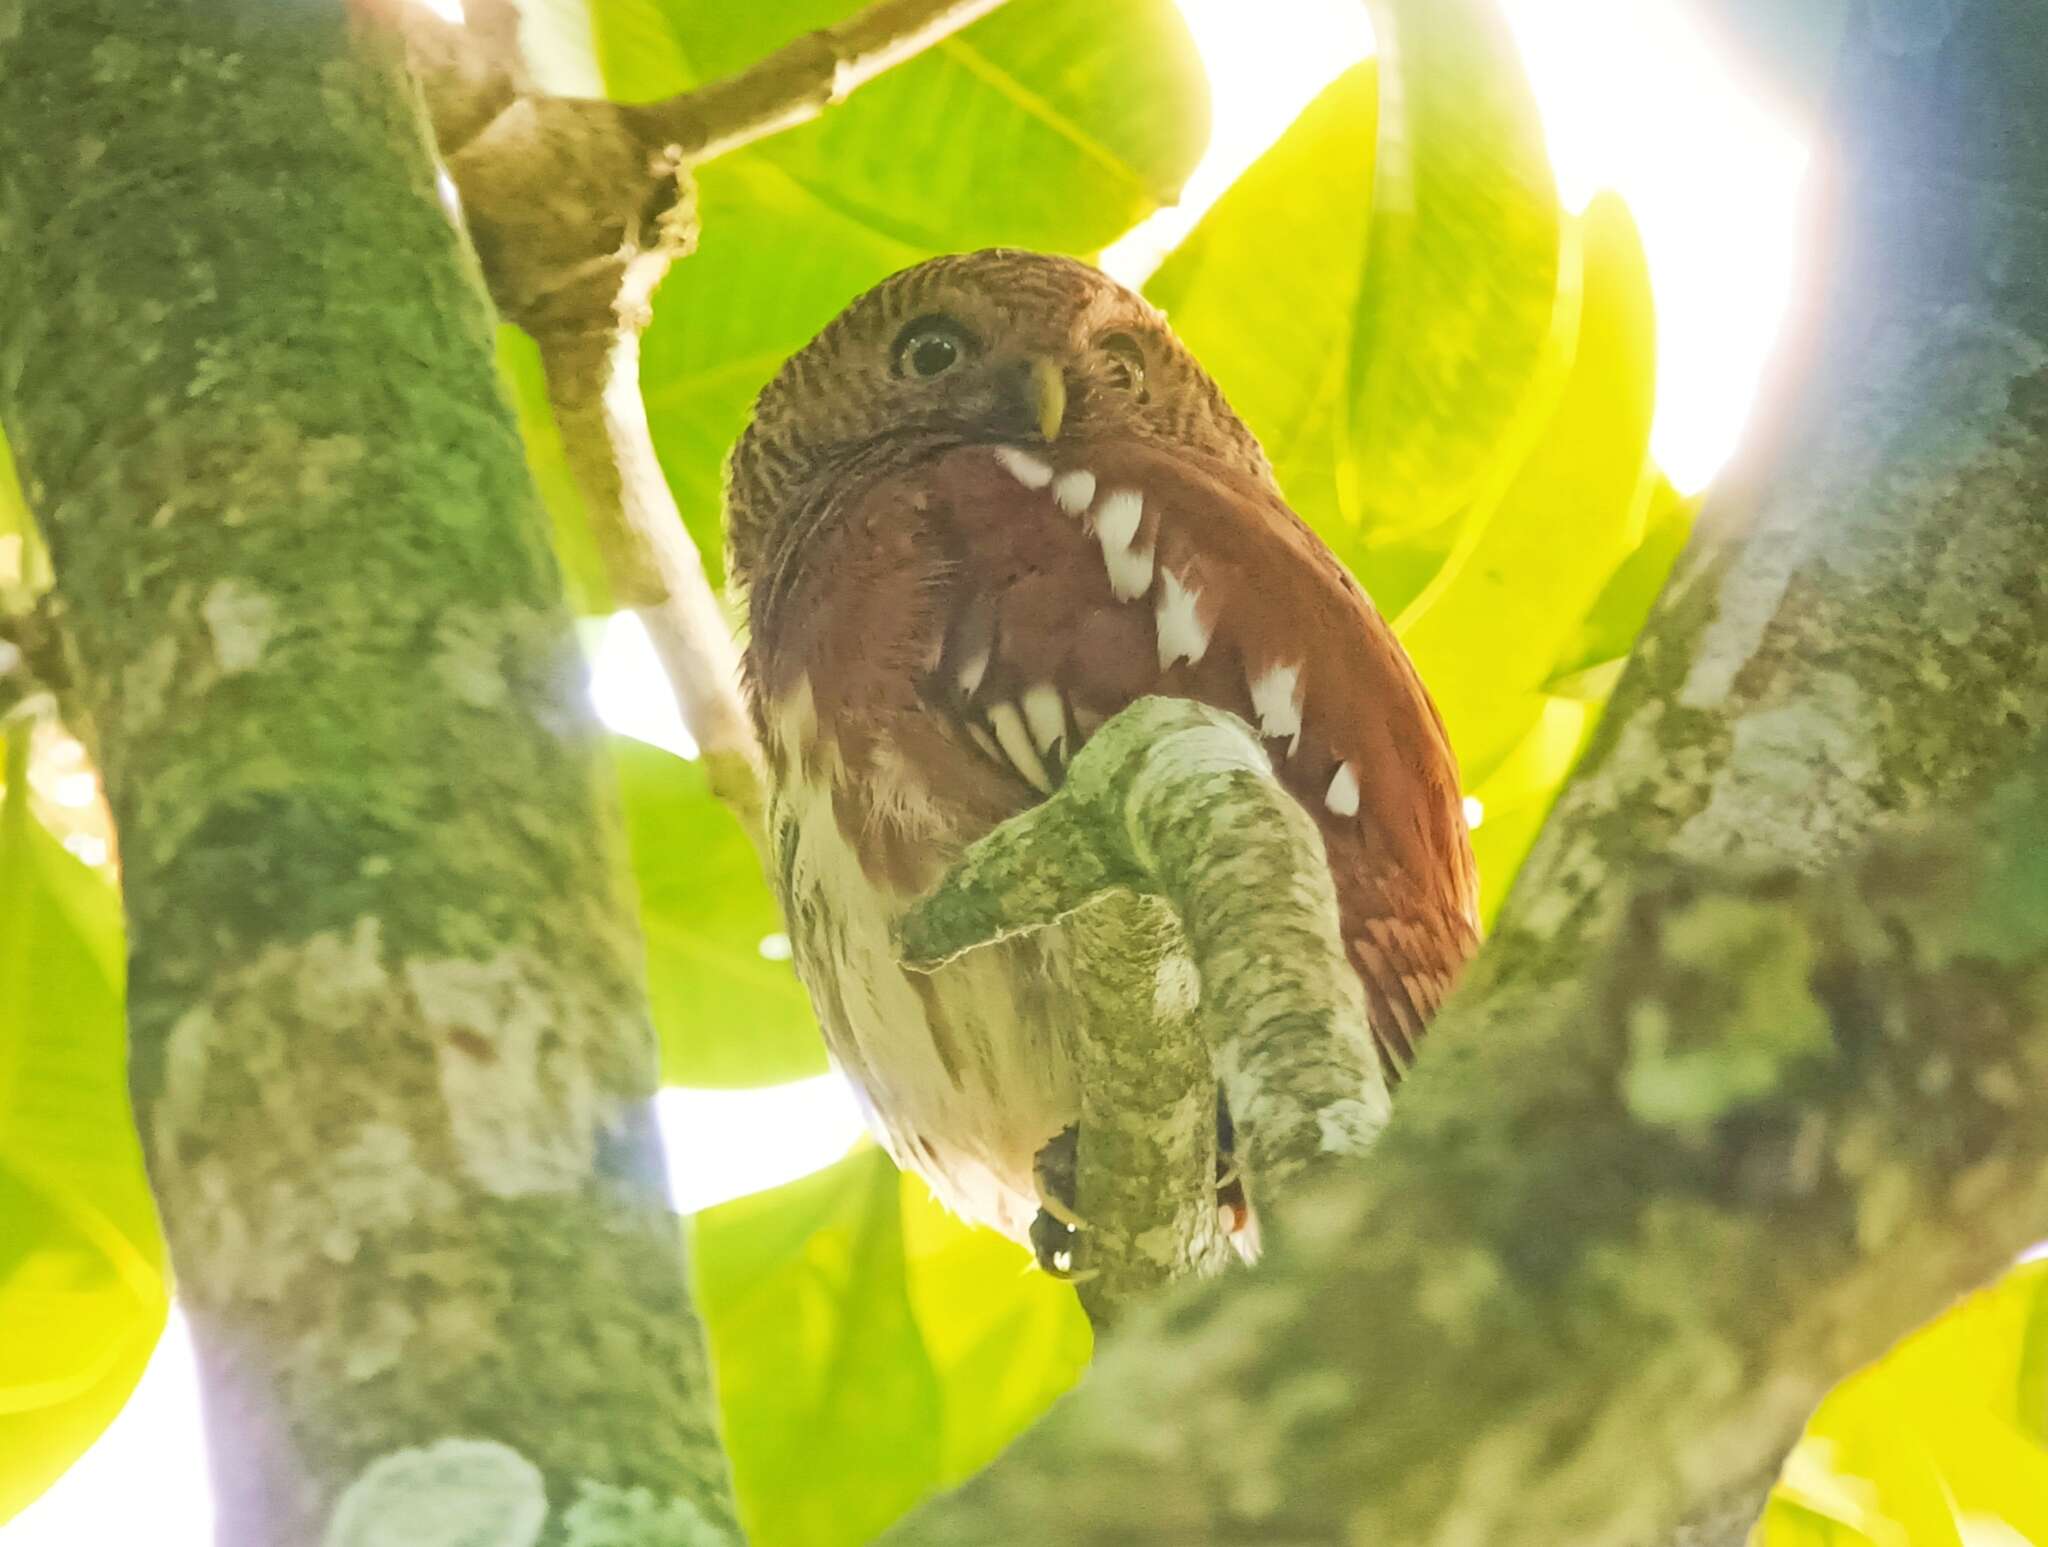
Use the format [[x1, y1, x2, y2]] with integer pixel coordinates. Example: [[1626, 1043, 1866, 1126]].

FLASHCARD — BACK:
[[1022, 683, 1067, 757], [1156, 569, 1211, 669], [1093, 489, 1144, 552], [966, 720, 1003, 764], [957, 645, 990, 699], [995, 447, 1054, 489], [770, 766, 1080, 1243], [1249, 663, 1303, 753], [1326, 761, 1361, 817], [869, 741, 953, 842], [774, 675, 819, 765], [1052, 469, 1097, 515], [988, 700, 1055, 793], [1106, 542, 1155, 601]]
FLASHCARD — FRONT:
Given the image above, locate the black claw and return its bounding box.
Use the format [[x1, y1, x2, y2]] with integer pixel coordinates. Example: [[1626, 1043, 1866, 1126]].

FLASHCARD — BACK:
[[1030, 1206, 1085, 1278], [1032, 1124, 1085, 1276]]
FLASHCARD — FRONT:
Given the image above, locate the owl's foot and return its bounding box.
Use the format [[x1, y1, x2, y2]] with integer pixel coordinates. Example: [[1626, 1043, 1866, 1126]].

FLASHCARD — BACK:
[[1032, 1119, 1257, 1276], [1031, 1125, 1093, 1279]]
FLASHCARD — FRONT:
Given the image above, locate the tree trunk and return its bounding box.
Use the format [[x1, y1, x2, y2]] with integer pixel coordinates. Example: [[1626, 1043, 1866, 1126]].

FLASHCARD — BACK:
[[0, 3, 738, 1541], [882, 1, 2048, 1540]]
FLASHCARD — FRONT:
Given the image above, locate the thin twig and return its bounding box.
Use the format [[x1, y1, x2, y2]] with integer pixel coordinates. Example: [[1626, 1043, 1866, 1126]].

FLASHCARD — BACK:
[[625, 0, 1010, 166], [535, 275, 766, 852]]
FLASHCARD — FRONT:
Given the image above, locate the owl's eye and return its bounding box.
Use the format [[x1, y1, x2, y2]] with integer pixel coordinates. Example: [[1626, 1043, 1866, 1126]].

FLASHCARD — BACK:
[[1096, 332, 1148, 399], [893, 316, 974, 379]]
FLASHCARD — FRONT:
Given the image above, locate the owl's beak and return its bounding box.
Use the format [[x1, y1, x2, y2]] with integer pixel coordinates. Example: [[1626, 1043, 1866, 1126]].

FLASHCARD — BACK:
[[1027, 356, 1066, 441]]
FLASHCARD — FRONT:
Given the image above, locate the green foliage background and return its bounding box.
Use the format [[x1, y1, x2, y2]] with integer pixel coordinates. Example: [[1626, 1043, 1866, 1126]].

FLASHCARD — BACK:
[[0, 0, 2041, 1542]]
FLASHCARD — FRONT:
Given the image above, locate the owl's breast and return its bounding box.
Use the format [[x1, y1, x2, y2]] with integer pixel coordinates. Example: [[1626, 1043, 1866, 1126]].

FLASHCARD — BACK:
[[765, 732, 1078, 1241], [748, 445, 1111, 890]]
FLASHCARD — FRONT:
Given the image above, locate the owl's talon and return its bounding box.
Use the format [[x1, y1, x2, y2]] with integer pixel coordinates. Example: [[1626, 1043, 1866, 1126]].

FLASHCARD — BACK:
[[1036, 1190, 1088, 1232], [1031, 1123, 1093, 1276], [1032, 1123, 1086, 1230], [1030, 1206, 1090, 1278]]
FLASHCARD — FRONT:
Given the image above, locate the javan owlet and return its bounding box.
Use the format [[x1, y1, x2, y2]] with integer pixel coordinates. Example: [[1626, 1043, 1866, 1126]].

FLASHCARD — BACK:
[[728, 250, 1479, 1257]]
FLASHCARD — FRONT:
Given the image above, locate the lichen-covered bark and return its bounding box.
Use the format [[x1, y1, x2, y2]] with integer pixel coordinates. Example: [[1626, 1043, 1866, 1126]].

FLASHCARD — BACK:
[[901, 698, 1381, 1324], [0, 3, 738, 1542], [1062, 892, 1231, 1328], [886, 783, 2048, 1547], [881, 5, 2048, 1543]]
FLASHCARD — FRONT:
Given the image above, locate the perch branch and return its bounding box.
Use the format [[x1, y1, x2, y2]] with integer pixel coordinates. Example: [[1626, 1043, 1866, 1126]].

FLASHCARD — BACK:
[[618, 0, 1011, 165], [902, 697, 1383, 1324], [886, 771, 2048, 1546]]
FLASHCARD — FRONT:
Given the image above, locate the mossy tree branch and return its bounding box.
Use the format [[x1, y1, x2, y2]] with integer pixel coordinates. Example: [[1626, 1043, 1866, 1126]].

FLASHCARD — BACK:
[[885, 770, 2048, 1547], [1, 2, 740, 1540], [901, 698, 1384, 1327]]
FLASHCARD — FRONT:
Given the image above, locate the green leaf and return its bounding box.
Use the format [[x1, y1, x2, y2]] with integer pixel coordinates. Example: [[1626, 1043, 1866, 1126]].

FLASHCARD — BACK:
[[1348, 0, 1563, 539], [1146, 63, 1380, 540], [1466, 696, 1594, 927], [692, 1150, 1087, 1546], [1145, 10, 1570, 614], [692, 1149, 941, 1547], [601, 0, 1211, 576], [1548, 474, 1699, 692], [1773, 1267, 2048, 1547], [496, 326, 613, 617], [0, 430, 51, 604], [897, 1170, 1090, 1483], [2018, 1265, 2048, 1443], [1398, 193, 1659, 788], [0, 734, 167, 1523], [611, 734, 826, 1086]]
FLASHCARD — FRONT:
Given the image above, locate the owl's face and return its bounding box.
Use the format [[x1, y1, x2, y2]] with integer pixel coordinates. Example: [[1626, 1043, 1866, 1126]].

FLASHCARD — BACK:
[[726, 249, 1272, 591]]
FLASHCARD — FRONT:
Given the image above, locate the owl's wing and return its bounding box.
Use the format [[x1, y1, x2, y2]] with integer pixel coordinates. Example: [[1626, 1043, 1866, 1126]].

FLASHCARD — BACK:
[[916, 440, 1481, 1075]]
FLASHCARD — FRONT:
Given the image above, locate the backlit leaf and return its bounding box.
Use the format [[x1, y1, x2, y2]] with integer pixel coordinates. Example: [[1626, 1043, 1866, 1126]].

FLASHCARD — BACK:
[[1399, 193, 1658, 787], [692, 1150, 1087, 1545], [611, 734, 826, 1086], [0, 734, 167, 1523], [693, 1149, 942, 1547], [1348, 0, 1562, 539], [0, 431, 50, 604], [1765, 1267, 2048, 1547], [1146, 63, 1379, 540], [897, 1170, 1090, 1483]]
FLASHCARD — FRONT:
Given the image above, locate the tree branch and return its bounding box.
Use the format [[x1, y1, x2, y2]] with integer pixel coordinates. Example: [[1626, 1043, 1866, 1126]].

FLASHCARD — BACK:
[[0, 4, 740, 1538], [886, 767, 2048, 1546], [902, 698, 1383, 1326], [620, 0, 1010, 166]]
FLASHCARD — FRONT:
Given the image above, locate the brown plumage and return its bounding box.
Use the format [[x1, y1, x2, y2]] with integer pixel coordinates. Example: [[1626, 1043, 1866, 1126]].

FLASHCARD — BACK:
[[728, 249, 1478, 1251]]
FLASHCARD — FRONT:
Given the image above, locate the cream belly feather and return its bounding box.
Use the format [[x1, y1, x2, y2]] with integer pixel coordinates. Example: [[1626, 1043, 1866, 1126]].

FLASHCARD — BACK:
[[769, 755, 1077, 1242]]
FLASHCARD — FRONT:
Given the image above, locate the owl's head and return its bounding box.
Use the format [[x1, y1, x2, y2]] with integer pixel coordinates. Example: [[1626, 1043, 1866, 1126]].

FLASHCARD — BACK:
[[725, 249, 1272, 590]]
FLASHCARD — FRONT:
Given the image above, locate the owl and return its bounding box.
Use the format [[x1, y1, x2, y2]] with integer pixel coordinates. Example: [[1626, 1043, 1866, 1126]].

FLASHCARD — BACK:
[[727, 250, 1479, 1262]]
